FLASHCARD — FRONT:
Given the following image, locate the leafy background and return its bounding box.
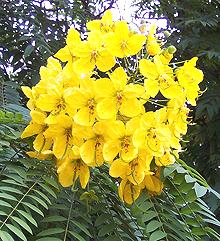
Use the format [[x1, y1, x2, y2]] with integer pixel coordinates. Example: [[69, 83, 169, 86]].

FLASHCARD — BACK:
[[0, 0, 219, 240]]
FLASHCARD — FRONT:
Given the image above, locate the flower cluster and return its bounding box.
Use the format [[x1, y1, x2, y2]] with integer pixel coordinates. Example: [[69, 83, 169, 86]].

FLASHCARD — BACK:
[[21, 10, 203, 204]]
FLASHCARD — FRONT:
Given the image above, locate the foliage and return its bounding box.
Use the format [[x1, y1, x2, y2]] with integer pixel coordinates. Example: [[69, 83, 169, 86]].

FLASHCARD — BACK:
[[0, 0, 219, 240]]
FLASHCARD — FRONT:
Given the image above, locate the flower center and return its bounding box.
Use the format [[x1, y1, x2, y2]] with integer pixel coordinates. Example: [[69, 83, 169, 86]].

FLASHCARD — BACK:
[[116, 91, 123, 105], [87, 98, 95, 114], [121, 41, 128, 51], [90, 50, 99, 62]]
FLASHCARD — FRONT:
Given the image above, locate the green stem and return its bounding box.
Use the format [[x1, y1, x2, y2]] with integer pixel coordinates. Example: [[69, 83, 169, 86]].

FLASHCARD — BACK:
[[63, 192, 75, 241]]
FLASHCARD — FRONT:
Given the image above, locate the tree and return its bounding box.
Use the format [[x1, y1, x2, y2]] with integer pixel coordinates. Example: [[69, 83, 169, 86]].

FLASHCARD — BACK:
[[0, 1, 220, 240]]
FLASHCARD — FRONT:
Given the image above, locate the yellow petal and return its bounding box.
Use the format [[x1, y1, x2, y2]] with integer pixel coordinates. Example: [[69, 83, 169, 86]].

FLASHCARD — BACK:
[[21, 86, 33, 99], [30, 110, 47, 125], [80, 139, 95, 165], [36, 95, 58, 112], [109, 159, 127, 178], [110, 67, 127, 91], [74, 57, 94, 74], [57, 161, 74, 187], [96, 54, 115, 72], [144, 79, 159, 98], [74, 107, 95, 126], [124, 84, 145, 98], [127, 162, 145, 185], [107, 120, 125, 139], [103, 140, 121, 163], [21, 123, 44, 138], [33, 133, 45, 152], [120, 98, 143, 117], [126, 34, 146, 56], [119, 179, 141, 204], [139, 59, 158, 79], [121, 144, 138, 161], [53, 135, 67, 159], [132, 129, 146, 148], [96, 98, 117, 120], [95, 78, 115, 99], [79, 164, 90, 189], [54, 46, 71, 62], [66, 28, 81, 46]]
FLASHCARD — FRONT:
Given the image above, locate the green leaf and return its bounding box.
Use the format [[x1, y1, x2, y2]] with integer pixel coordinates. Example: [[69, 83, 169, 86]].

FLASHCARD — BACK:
[[24, 45, 34, 58], [34, 190, 52, 204], [0, 200, 12, 208], [192, 227, 206, 235], [0, 230, 14, 241], [41, 215, 67, 223], [17, 210, 38, 227], [149, 230, 167, 241], [42, 176, 59, 190], [69, 231, 87, 241], [146, 220, 163, 233], [103, 236, 120, 241], [37, 228, 64, 237], [95, 213, 112, 226], [27, 194, 48, 209], [36, 238, 62, 241], [71, 220, 92, 237], [142, 211, 157, 222], [11, 216, 33, 234], [187, 189, 198, 202], [0, 186, 22, 194], [0, 193, 17, 201], [22, 202, 44, 216], [98, 223, 117, 237], [163, 165, 177, 177], [194, 183, 207, 198], [38, 183, 57, 198], [5, 223, 27, 241]]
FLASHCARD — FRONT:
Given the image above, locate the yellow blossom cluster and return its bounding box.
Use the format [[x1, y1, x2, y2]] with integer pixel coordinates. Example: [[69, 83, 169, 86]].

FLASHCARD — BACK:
[[21, 10, 204, 204]]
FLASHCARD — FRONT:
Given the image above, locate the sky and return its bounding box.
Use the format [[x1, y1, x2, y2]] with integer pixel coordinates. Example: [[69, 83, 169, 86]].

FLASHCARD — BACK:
[[111, 0, 167, 29]]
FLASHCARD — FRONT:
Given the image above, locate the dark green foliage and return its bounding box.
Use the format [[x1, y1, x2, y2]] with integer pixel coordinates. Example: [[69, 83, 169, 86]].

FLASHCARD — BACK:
[[0, 0, 220, 240]]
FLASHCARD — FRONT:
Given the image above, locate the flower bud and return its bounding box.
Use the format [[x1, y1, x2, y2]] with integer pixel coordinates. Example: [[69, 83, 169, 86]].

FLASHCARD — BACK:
[[167, 45, 176, 54], [163, 30, 171, 38]]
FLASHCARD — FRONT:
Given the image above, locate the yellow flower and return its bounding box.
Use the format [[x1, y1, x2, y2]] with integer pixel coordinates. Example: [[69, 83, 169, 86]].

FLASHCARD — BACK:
[[118, 179, 141, 204], [155, 150, 176, 166], [44, 115, 76, 160], [139, 56, 184, 99], [21, 110, 52, 153], [133, 108, 171, 157], [65, 79, 98, 126], [143, 168, 163, 195], [57, 158, 90, 189], [21, 86, 42, 110], [109, 150, 153, 185], [176, 57, 204, 106], [58, 62, 81, 88], [167, 99, 189, 136], [80, 121, 107, 167], [103, 119, 139, 163], [73, 31, 115, 74], [146, 24, 161, 56], [36, 83, 76, 124], [87, 10, 114, 33], [105, 21, 146, 58], [39, 57, 62, 86], [54, 28, 81, 62], [26, 151, 52, 160], [96, 67, 145, 119]]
